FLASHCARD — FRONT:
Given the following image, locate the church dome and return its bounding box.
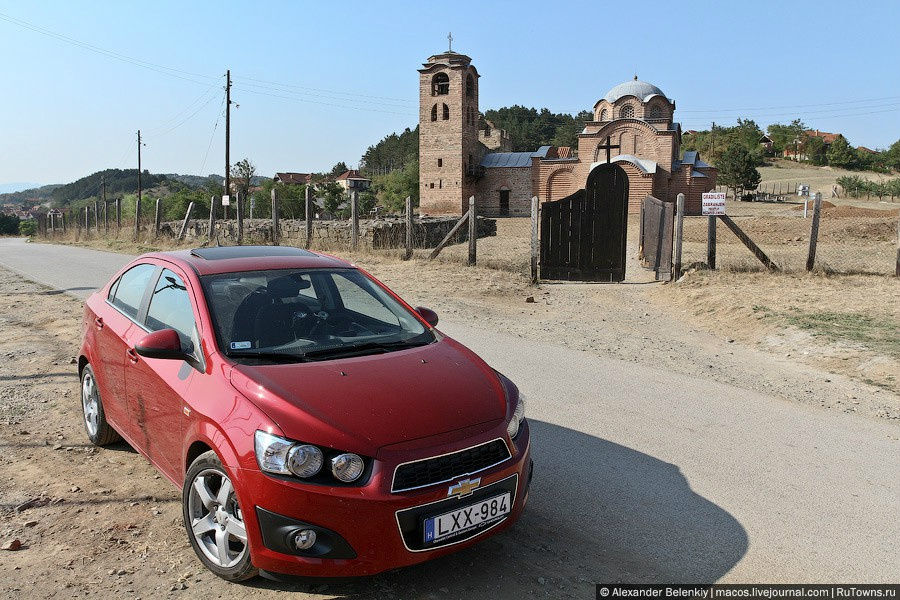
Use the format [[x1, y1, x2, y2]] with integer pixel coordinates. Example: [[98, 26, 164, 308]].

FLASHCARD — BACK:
[[604, 78, 667, 103]]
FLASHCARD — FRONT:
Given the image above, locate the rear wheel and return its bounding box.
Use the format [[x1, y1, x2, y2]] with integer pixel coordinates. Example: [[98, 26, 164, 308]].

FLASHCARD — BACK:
[[183, 451, 257, 582], [80, 364, 121, 446]]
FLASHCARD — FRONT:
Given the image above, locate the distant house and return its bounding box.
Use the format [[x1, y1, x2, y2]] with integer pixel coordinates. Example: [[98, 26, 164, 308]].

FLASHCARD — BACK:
[[274, 172, 313, 185], [334, 170, 371, 192], [759, 134, 774, 153], [856, 146, 877, 155], [783, 130, 845, 161]]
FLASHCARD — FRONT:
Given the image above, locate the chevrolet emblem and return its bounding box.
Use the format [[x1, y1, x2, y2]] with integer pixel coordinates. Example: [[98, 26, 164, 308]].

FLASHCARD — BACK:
[[447, 478, 481, 498]]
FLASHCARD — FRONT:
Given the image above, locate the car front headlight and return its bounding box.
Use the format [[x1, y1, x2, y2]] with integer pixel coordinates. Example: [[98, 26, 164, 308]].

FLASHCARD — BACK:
[[507, 396, 526, 440], [254, 430, 294, 475], [254, 430, 367, 483], [331, 453, 365, 482]]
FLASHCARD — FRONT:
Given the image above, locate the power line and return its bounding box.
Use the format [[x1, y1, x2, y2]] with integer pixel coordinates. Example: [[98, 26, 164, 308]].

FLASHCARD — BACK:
[[143, 82, 223, 135], [679, 94, 900, 113], [0, 11, 216, 87], [236, 85, 416, 117], [232, 74, 416, 105]]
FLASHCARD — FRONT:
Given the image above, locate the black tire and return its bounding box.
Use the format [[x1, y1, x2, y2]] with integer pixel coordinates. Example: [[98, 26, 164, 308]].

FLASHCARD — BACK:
[[183, 450, 258, 582], [79, 364, 121, 446]]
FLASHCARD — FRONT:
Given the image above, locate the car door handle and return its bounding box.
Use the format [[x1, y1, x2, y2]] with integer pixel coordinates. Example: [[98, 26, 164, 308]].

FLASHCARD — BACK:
[[126, 348, 139, 364], [94, 317, 104, 329]]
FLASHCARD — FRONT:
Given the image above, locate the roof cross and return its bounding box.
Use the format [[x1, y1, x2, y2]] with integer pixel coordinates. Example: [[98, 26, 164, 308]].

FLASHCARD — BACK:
[[597, 135, 621, 163], [448, 32, 453, 51]]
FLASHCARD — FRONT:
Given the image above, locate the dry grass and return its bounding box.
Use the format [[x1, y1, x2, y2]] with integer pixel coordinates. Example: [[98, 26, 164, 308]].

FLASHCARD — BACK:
[[756, 158, 897, 195]]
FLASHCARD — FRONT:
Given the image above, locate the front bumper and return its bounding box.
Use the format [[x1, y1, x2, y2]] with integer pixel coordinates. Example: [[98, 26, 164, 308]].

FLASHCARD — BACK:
[[236, 422, 532, 577]]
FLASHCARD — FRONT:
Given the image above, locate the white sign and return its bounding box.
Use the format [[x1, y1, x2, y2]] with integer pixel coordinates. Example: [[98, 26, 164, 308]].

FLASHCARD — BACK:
[[702, 192, 726, 216], [221, 195, 231, 206]]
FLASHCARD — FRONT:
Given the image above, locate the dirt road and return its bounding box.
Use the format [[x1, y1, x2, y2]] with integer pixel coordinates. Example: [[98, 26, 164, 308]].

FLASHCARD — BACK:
[[0, 238, 898, 599]]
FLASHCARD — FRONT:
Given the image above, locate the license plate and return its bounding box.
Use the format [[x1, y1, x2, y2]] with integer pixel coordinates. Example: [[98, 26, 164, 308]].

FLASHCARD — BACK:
[[424, 492, 511, 544]]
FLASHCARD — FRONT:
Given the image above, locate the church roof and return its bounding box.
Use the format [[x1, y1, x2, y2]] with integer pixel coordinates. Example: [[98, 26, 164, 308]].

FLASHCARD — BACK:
[[481, 148, 550, 168], [604, 78, 667, 103]]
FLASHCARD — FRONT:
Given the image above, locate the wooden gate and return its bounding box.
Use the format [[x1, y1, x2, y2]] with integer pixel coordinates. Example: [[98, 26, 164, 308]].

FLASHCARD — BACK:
[[540, 163, 629, 281], [639, 195, 674, 281]]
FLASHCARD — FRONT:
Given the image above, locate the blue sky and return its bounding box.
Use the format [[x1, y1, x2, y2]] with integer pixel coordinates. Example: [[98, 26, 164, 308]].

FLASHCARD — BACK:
[[1, 0, 898, 186]]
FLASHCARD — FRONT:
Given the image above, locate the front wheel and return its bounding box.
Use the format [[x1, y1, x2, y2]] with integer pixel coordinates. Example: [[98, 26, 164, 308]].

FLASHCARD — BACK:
[[183, 451, 257, 582]]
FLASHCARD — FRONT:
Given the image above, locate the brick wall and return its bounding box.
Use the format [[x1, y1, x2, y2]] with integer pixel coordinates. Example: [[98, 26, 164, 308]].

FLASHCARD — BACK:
[[475, 166, 533, 216]]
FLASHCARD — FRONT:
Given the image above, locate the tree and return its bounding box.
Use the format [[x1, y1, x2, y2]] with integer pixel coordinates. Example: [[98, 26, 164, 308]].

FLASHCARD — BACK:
[[330, 162, 349, 177], [317, 182, 346, 218], [717, 145, 761, 200], [883, 139, 900, 171], [18, 219, 36, 236], [230, 159, 256, 213], [805, 136, 827, 166], [767, 119, 806, 155], [0, 213, 20, 234], [826, 135, 858, 169], [371, 160, 419, 213]]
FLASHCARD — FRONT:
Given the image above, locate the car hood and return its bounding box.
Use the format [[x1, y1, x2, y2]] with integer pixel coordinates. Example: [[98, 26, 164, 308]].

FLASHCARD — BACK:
[[229, 337, 507, 456]]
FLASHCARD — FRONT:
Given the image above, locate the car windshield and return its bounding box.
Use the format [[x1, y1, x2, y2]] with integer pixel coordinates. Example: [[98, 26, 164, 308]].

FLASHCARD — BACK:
[[200, 268, 434, 363]]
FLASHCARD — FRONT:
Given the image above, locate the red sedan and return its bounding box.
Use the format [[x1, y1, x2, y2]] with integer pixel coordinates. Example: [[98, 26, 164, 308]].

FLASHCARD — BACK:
[[77, 245, 532, 581]]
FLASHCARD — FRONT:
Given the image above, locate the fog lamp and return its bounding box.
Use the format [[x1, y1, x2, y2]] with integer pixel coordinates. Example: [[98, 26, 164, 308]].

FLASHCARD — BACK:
[[292, 528, 317, 550]]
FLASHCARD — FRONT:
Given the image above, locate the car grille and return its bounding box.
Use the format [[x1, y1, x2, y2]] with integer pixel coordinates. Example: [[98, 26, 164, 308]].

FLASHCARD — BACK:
[[392, 439, 511, 493]]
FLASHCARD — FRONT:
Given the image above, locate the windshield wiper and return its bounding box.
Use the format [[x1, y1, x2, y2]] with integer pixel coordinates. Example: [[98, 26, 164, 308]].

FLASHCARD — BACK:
[[299, 339, 432, 360], [225, 351, 311, 363]]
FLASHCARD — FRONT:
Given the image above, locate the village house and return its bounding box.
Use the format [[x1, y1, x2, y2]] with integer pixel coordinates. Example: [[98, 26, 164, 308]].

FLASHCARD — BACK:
[[334, 169, 371, 192], [417, 50, 717, 216]]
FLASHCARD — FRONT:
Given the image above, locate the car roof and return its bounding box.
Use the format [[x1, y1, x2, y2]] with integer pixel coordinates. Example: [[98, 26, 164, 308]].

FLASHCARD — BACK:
[[144, 245, 353, 276]]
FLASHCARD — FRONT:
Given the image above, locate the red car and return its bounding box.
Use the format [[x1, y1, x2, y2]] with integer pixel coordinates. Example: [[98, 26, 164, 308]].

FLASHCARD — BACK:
[[77, 246, 531, 581]]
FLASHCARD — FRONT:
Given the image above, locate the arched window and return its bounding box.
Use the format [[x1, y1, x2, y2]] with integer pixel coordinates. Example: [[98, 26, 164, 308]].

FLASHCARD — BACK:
[[466, 74, 474, 98], [442, 104, 449, 120], [620, 104, 634, 119], [431, 104, 438, 122], [432, 73, 449, 96], [647, 105, 663, 119], [600, 109, 608, 121]]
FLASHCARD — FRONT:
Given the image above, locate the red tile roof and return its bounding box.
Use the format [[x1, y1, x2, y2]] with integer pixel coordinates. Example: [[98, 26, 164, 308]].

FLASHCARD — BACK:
[[807, 130, 841, 144], [335, 169, 369, 181], [275, 172, 312, 184]]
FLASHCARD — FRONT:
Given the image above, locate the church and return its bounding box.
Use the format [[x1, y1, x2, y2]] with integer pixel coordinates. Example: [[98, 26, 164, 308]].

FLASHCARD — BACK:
[[418, 48, 717, 216]]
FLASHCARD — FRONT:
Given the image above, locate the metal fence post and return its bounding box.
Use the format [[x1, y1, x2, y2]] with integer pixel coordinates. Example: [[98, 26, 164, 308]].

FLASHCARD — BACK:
[[467, 196, 476, 266], [707, 214, 717, 270], [304, 185, 312, 249], [673, 193, 685, 280], [403, 196, 412, 260], [236, 191, 244, 245], [806, 193, 822, 271], [350, 190, 359, 251], [154, 198, 161, 238], [271, 188, 279, 246]]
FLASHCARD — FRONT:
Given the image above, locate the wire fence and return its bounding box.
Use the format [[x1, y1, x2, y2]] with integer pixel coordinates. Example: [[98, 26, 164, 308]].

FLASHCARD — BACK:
[[680, 202, 899, 276]]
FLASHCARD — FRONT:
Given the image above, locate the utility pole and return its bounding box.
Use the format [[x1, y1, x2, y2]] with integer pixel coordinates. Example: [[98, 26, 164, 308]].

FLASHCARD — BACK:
[[224, 69, 231, 221], [135, 130, 143, 239]]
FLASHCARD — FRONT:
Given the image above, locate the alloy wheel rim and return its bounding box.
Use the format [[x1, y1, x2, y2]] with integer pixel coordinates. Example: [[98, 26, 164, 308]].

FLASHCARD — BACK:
[[187, 468, 248, 568], [81, 372, 100, 437]]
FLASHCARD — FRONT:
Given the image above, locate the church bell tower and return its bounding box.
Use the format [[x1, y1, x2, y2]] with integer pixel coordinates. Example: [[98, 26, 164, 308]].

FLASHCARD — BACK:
[[418, 39, 481, 215]]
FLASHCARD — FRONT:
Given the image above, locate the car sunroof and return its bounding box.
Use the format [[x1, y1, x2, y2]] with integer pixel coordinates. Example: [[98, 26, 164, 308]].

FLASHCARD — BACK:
[[190, 246, 315, 260]]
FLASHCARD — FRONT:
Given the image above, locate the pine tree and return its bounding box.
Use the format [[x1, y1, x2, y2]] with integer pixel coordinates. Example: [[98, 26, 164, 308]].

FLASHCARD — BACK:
[[717, 145, 761, 200]]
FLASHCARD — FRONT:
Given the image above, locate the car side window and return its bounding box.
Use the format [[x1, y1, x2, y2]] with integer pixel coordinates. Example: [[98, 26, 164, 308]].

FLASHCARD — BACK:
[[146, 269, 197, 350], [109, 263, 156, 319]]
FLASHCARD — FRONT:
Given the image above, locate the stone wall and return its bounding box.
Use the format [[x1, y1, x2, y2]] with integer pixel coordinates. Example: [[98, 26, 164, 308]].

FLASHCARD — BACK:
[[162, 216, 496, 250]]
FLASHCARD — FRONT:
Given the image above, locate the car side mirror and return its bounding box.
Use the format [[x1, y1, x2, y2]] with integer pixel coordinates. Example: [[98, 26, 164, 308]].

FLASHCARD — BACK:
[[416, 306, 439, 327], [134, 328, 189, 361]]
